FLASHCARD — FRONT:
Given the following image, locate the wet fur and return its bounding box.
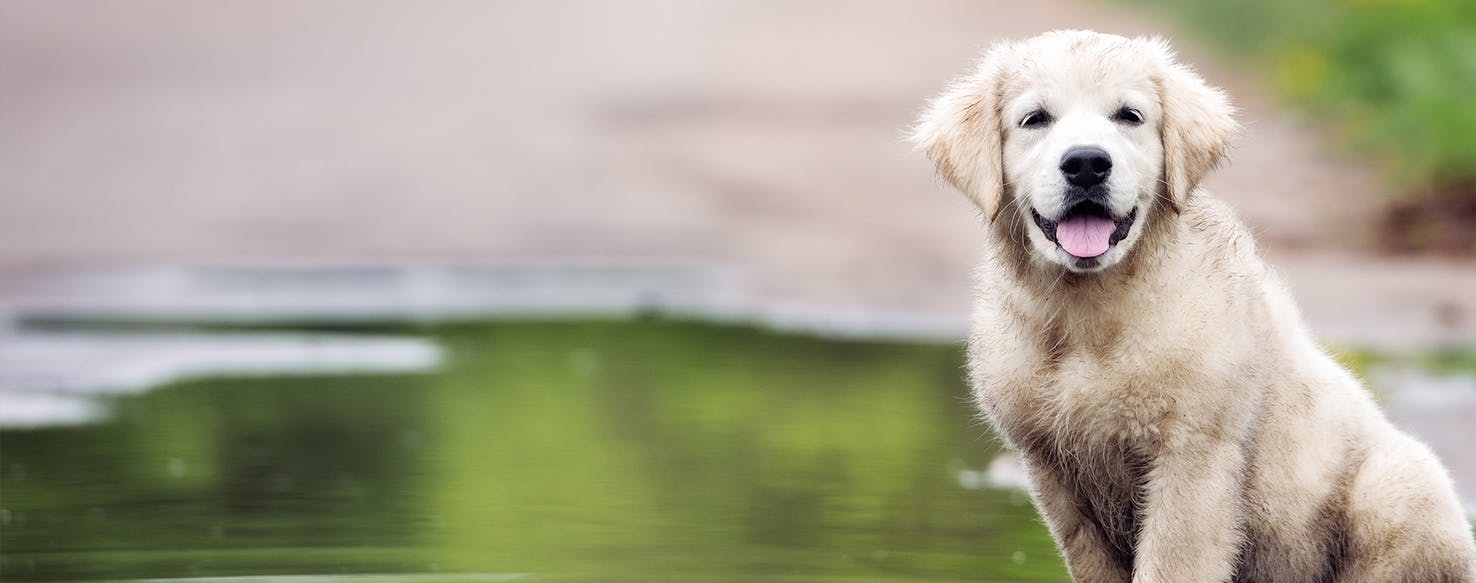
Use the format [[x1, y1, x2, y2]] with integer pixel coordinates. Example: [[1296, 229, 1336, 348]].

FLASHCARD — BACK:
[[914, 30, 1476, 582]]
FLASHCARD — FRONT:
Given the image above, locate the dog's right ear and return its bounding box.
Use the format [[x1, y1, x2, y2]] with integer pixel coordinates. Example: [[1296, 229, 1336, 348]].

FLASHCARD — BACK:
[[911, 48, 1008, 221]]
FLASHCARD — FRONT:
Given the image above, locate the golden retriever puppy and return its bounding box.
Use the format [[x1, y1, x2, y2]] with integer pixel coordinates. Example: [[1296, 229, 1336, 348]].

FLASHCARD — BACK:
[[913, 30, 1475, 582]]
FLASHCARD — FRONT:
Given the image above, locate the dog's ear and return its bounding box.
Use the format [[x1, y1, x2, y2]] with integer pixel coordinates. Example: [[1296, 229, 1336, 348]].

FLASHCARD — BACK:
[[1154, 41, 1238, 212], [911, 47, 1009, 221]]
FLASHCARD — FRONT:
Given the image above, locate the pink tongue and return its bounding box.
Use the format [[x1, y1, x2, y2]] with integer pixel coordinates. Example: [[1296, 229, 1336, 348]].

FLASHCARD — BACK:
[[1056, 215, 1115, 258]]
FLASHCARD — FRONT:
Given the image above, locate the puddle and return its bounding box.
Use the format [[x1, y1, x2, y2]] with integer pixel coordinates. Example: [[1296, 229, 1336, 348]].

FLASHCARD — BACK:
[[113, 576, 1009, 583], [3, 318, 1469, 581], [124, 576, 528, 583], [0, 320, 1061, 582]]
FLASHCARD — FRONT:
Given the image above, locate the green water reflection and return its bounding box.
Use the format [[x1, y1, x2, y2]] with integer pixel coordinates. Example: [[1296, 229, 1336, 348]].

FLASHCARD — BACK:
[[1, 320, 1066, 582]]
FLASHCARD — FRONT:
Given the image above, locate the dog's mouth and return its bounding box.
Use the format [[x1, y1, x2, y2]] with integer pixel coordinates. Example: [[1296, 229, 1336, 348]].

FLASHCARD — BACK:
[[1031, 202, 1137, 259]]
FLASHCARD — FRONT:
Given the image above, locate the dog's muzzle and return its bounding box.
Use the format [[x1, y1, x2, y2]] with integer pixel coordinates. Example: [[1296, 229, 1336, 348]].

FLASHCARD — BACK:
[[1031, 202, 1137, 259]]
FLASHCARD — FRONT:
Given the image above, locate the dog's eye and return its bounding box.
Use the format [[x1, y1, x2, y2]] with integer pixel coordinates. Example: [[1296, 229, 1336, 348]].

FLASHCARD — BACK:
[[1020, 109, 1053, 129], [1112, 106, 1144, 125]]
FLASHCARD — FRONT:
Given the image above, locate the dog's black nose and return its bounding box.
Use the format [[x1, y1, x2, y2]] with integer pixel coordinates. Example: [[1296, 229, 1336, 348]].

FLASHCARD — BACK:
[[1060, 146, 1112, 188]]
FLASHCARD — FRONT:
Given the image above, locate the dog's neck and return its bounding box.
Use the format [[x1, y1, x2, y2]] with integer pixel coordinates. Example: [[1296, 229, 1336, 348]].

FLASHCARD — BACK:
[[984, 197, 1191, 341]]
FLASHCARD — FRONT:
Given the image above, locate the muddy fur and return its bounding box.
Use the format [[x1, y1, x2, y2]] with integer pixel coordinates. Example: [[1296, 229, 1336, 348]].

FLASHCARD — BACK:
[[913, 30, 1476, 582]]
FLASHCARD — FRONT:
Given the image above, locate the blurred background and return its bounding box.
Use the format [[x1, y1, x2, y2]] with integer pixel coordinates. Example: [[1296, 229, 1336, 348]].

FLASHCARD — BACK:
[[2, 1, 1473, 581]]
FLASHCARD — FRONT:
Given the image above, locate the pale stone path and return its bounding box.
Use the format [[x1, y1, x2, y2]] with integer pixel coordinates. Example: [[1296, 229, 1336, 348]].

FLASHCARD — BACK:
[[2, 1, 1474, 504]]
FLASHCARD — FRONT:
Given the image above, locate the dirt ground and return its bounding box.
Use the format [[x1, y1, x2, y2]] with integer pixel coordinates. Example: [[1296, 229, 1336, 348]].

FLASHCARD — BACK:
[[1, 0, 1473, 345]]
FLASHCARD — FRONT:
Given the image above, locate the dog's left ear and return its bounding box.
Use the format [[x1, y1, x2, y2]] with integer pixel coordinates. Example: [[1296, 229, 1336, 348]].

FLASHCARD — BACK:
[[911, 46, 1009, 221], [1155, 42, 1239, 212]]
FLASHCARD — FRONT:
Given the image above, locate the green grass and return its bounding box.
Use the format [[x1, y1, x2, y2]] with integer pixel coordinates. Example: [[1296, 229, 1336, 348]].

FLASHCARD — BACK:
[[1132, 0, 1476, 248], [1425, 348, 1476, 376], [1137, 0, 1476, 182]]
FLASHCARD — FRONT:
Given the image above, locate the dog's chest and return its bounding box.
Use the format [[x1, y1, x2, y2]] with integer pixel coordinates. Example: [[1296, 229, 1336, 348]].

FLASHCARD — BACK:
[[972, 327, 1187, 448], [974, 337, 1168, 566], [978, 346, 1160, 565]]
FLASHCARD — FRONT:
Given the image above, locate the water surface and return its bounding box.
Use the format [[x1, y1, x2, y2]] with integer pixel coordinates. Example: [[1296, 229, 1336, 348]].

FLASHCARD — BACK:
[[2, 320, 1065, 582]]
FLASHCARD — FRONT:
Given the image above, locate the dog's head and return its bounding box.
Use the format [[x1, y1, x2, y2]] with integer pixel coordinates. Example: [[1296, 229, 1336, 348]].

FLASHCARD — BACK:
[[913, 30, 1237, 273]]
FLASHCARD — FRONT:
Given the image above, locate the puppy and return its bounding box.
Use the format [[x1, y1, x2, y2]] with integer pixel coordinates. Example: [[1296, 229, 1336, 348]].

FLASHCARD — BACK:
[[913, 30, 1476, 582]]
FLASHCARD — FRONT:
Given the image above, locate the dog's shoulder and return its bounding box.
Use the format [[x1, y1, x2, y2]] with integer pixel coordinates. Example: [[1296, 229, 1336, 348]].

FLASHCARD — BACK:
[[1181, 192, 1258, 261]]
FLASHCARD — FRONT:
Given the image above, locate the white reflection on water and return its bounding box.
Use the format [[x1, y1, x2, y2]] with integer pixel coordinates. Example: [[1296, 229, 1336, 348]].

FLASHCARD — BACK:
[[0, 332, 441, 429], [0, 392, 105, 428]]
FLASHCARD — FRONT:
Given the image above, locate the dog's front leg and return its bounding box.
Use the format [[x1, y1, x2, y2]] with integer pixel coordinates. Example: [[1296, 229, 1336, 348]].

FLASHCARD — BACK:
[[1132, 439, 1245, 583], [1025, 459, 1131, 583]]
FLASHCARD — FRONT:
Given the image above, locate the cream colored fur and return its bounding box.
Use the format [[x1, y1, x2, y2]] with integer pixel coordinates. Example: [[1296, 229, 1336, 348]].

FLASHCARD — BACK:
[[914, 30, 1476, 582]]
